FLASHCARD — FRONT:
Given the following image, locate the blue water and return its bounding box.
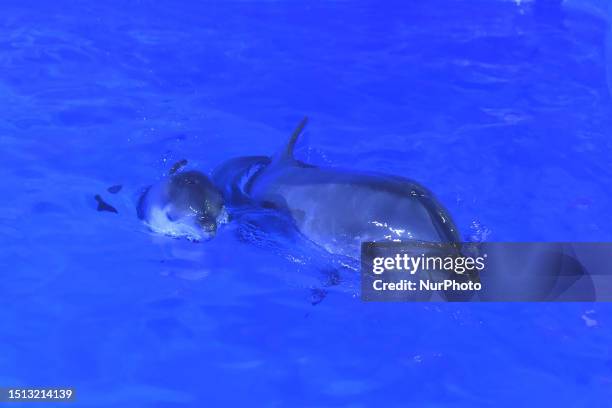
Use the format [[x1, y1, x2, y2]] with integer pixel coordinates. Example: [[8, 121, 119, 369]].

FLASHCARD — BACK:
[[2, 0, 612, 406]]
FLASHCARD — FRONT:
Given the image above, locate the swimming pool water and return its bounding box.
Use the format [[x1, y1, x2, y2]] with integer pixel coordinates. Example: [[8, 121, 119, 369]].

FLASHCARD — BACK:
[[1, 0, 612, 406]]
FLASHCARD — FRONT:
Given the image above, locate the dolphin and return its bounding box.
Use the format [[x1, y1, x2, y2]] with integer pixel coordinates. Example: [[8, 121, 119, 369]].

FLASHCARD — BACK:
[[212, 117, 460, 257], [137, 161, 228, 241]]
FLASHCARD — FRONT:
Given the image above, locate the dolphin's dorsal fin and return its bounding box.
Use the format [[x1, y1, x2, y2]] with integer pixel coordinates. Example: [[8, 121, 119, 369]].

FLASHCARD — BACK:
[[276, 116, 308, 162]]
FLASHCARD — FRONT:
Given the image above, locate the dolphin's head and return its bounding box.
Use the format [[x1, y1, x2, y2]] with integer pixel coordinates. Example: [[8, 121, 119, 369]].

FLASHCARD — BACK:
[[138, 170, 228, 241], [166, 171, 227, 235]]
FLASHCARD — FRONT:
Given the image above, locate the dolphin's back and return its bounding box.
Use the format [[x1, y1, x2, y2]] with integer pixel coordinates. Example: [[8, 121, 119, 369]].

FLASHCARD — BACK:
[[213, 118, 459, 257], [247, 163, 460, 256]]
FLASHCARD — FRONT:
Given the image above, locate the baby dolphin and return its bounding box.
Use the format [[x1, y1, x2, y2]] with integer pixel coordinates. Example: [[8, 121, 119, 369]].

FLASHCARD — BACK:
[[212, 118, 460, 257], [137, 160, 228, 241]]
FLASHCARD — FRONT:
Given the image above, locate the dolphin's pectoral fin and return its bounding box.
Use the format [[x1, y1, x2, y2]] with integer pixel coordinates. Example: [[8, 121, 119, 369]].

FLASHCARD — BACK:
[[169, 159, 188, 175], [274, 116, 309, 163]]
